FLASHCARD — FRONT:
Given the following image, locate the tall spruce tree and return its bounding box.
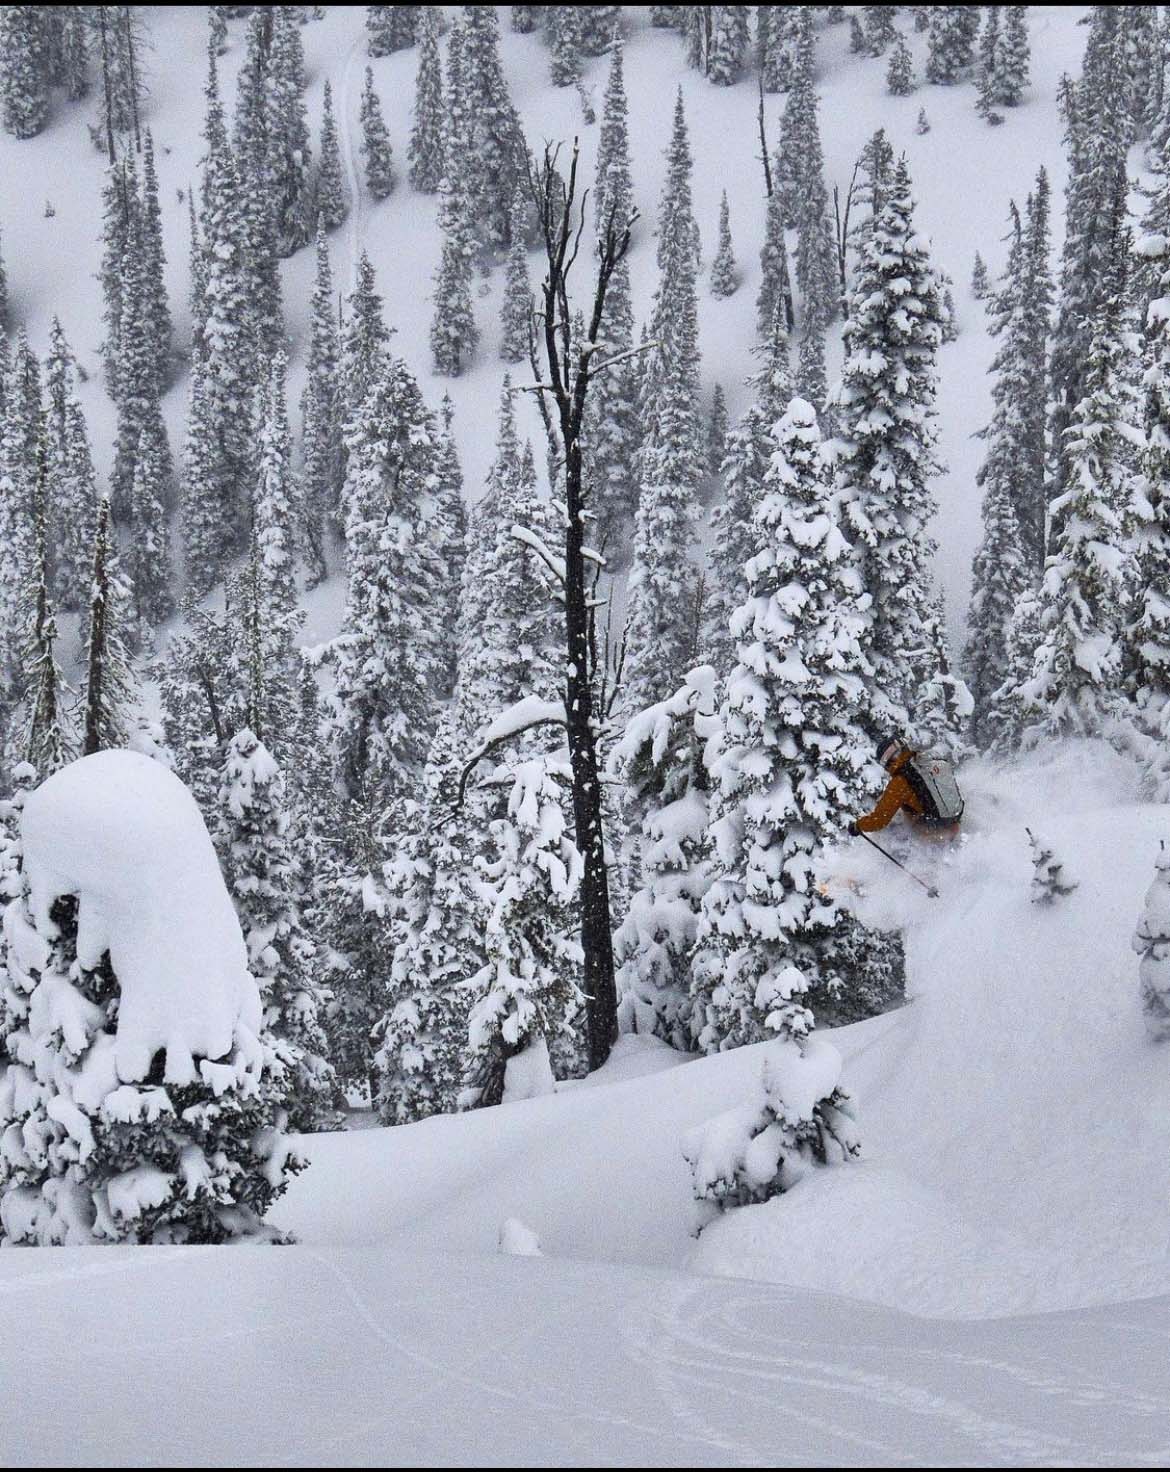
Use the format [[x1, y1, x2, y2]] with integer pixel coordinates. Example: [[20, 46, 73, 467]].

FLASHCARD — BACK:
[[81, 493, 137, 756], [301, 221, 343, 582], [0, 6, 50, 140], [373, 709, 481, 1123], [408, 4, 445, 193], [360, 65, 395, 200], [1049, 12, 1130, 512], [219, 727, 338, 1134], [831, 155, 944, 732], [316, 79, 347, 229], [625, 91, 703, 717], [1024, 278, 1138, 741], [692, 400, 875, 1051], [333, 356, 446, 807]]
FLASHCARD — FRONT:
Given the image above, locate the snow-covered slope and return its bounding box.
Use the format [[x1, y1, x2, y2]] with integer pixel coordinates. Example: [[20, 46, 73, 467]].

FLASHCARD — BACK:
[[274, 741, 1170, 1319], [0, 5, 1092, 652], [3, 744, 1169, 1465]]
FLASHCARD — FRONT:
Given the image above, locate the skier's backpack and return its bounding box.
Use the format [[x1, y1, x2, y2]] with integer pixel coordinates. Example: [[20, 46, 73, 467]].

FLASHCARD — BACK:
[[904, 752, 964, 827]]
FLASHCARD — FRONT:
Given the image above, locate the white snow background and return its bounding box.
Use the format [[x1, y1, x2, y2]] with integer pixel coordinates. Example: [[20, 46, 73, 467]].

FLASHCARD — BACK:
[[3, 6, 1170, 1467]]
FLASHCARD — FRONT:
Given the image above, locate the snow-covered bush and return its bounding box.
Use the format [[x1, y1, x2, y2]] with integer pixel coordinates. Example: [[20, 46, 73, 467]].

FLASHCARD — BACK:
[[0, 752, 301, 1245], [1133, 842, 1170, 1041], [681, 1032, 859, 1231], [1026, 827, 1078, 905]]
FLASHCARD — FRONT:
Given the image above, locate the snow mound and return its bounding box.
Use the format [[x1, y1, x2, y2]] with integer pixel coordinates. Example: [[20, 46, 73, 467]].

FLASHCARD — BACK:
[[20, 751, 261, 1085]]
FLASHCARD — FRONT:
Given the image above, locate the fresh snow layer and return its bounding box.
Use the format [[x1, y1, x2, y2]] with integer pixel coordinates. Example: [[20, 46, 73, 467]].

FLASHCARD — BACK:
[[20, 751, 261, 1084], [1, 1244, 1167, 1467], [272, 744, 1170, 1320]]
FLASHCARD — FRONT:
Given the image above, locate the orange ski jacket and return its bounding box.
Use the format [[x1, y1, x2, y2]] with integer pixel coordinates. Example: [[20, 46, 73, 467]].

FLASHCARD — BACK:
[[856, 749, 926, 833]]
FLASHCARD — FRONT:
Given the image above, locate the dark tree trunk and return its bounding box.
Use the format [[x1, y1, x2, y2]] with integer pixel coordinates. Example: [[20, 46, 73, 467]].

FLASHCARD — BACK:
[[528, 142, 635, 1071]]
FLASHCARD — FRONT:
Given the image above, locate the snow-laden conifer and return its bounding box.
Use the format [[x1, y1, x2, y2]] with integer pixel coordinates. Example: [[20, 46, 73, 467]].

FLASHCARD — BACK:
[[408, 6, 445, 193], [830, 155, 944, 730], [1134, 842, 1170, 1041], [682, 1034, 860, 1225], [0, 751, 300, 1244], [219, 728, 338, 1134], [316, 79, 347, 229], [373, 709, 481, 1123], [710, 192, 738, 297], [611, 666, 718, 1049], [301, 222, 343, 582], [691, 400, 875, 1052], [1027, 828, 1079, 906], [625, 92, 703, 716], [460, 756, 584, 1109], [360, 66, 395, 200]]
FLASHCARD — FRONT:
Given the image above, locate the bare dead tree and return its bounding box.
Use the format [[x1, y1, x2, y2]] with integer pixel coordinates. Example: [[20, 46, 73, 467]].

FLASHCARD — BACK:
[[527, 140, 639, 1070], [757, 80, 773, 199]]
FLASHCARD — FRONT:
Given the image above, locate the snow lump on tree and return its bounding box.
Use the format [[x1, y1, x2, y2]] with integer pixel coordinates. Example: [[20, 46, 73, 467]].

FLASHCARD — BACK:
[[0, 751, 300, 1245]]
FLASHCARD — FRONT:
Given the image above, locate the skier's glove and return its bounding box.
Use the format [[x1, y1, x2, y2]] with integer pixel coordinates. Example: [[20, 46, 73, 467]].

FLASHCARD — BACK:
[[846, 820, 860, 836]]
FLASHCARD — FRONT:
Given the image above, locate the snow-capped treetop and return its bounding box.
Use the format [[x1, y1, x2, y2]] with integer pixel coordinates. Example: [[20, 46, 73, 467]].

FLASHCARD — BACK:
[[19, 750, 262, 1085]]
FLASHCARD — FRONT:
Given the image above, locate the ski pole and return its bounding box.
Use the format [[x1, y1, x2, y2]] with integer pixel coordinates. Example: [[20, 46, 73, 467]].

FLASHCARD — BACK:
[[858, 831, 939, 898]]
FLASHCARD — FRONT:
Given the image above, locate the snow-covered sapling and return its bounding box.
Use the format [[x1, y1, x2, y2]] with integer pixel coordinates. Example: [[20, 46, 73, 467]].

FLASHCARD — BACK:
[[1026, 828, 1078, 905], [971, 251, 990, 299], [915, 107, 931, 134], [681, 1030, 860, 1232], [709, 191, 737, 297], [1133, 842, 1170, 1041]]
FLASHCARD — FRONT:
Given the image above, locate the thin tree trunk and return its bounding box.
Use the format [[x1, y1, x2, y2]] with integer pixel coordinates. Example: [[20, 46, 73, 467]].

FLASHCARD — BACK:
[[529, 142, 636, 1071]]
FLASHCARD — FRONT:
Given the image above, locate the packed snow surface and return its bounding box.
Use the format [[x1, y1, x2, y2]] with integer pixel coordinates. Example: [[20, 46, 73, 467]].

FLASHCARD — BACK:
[[19, 750, 261, 1084]]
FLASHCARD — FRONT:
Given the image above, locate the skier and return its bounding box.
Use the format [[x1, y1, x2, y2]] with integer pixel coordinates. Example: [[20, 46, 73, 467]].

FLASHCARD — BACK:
[[847, 735, 964, 841]]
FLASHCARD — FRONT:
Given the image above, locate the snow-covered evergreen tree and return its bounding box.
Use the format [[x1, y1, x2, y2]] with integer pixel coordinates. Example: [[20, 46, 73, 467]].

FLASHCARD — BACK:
[[316, 79, 347, 230], [373, 709, 481, 1123], [80, 492, 138, 756], [367, 4, 419, 55], [0, 752, 300, 1245], [1027, 827, 1079, 905], [300, 221, 343, 582], [926, 4, 979, 84], [1134, 842, 1170, 1041], [408, 4, 445, 193], [757, 186, 794, 339], [460, 756, 583, 1109], [456, 381, 561, 741], [611, 665, 717, 1049], [547, 5, 583, 87], [333, 356, 446, 807], [19, 436, 73, 778], [0, 6, 50, 139], [500, 189, 534, 363], [683, 1034, 859, 1224], [219, 728, 338, 1134], [998, 5, 1030, 105], [692, 400, 877, 1051], [1050, 13, 1130, 509], [267, 5, 314, 254], [707, 5, 750, 85], [707, 383, 729, 475], [831, 155, 944, 732], [625, 91, 703, 717], [887, 30, 915, 94], [1023, 281, 1137, 743], [360, 65, 395, 200], [965, 191, 1051, 747], [709, 191, 737, 297]]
